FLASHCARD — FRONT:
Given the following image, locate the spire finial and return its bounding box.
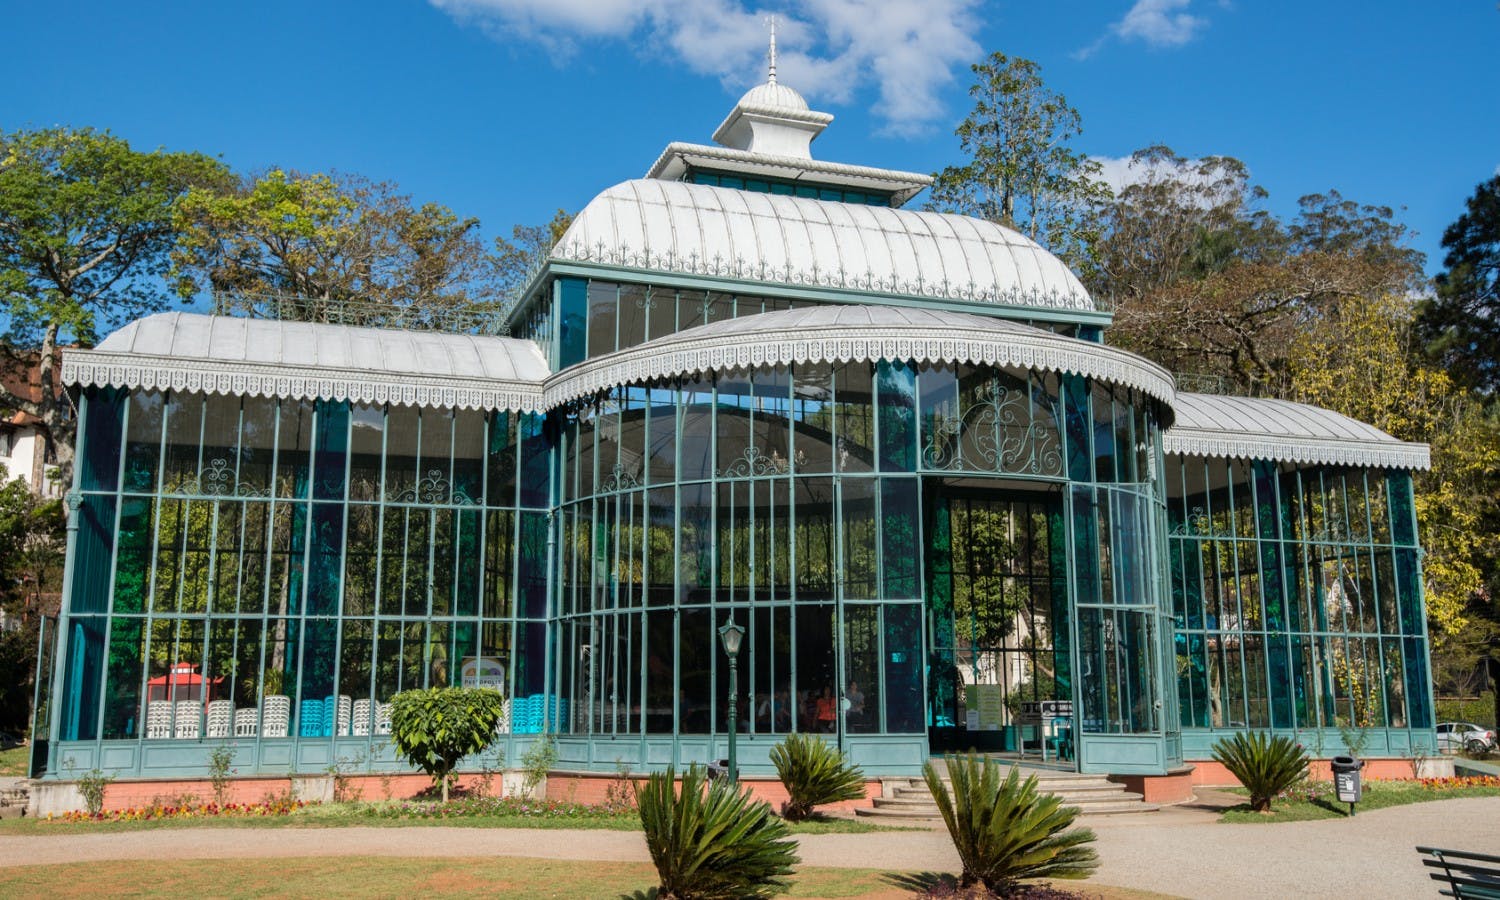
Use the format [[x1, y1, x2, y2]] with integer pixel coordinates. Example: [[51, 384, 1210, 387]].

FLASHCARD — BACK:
[[766, 15, 778, 84]]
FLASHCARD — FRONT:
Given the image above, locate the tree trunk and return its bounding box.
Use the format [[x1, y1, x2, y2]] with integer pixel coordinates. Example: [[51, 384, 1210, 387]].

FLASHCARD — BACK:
[[36, 322, 76, 483]]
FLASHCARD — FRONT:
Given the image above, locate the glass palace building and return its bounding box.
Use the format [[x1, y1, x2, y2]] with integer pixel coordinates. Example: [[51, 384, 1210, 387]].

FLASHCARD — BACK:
[[39, 72, 1437, 789]]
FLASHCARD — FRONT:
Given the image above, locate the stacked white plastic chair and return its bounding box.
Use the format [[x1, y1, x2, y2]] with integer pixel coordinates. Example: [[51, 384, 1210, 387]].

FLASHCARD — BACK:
[[335, 695, 353, 736], [145, 700, 174, 739], [374, 701, 392, 736], [262, 694, 290, 738], [174, 700, 201, 739], [233, 706, 259, 737], [351, 699, 373, 736], [206, 700, 234, 739]]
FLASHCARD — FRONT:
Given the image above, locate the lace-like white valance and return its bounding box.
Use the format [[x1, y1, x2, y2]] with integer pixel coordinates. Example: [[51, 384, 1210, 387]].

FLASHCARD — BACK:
[[63, 352, 545, 413], [1163, 430, 1430, 470], [544, 306, 1175, 410]]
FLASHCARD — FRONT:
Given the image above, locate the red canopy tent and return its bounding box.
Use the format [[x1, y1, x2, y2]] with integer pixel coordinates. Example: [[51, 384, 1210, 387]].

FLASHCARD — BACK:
[[146, 663, 223, 702]]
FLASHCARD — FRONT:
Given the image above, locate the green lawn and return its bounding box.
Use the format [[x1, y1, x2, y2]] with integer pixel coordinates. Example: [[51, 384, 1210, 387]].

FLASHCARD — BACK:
[[0, 800, 904, 835], [0, 745, 28, 778], [0, 856, 1169, 900], [1220, 779, 1500, 823]]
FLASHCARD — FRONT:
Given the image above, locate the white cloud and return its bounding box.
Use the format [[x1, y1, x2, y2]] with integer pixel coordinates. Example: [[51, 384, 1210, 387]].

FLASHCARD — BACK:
[[1074, 0, 1209, 59], [428, 0, 980, 134], [1113, 0, 1205, 47]]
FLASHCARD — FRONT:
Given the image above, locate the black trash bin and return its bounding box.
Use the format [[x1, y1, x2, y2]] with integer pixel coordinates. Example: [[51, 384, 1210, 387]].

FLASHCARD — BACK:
[[1330, 755, 1364, 813]]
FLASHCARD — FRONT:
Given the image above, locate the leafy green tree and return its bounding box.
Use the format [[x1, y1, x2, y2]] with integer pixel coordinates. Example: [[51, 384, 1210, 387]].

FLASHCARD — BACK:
[[0, 127, 228, 467], [172, 170, 504, 329], [1089, 146, 1421, 393], [387, 686, 504, 802], [0, 465, 65, 734], [929, 52, 1107, 263], [1418, 175, 1500, 393], [492, 208, 573, 305]]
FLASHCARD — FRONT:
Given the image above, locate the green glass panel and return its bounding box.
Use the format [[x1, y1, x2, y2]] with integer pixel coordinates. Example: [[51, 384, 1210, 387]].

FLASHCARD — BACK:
[[112, 497, 152, 613], [880, 478, 918, 598], [71, 494, 116, 614], [312, 400, 349, 501], [924, 491, 957, 728], [876, 361, 917, 472], [80, 387, 125, 492], [883, 603, 924, 732], [62, 616, 105, 741], [102, 616, 143, 738]]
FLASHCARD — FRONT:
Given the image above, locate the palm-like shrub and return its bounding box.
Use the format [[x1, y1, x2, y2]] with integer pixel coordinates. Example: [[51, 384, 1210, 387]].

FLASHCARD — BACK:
[[1211, 731, 1309, 812], [769, 732, 867, 821], [924, 754, 1098, 894], [388, 687, 505, 802], [635, 764, 799, 900]]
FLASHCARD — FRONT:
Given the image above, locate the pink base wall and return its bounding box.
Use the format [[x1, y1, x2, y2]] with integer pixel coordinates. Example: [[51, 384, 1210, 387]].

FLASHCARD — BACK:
[[95, 772, 496, 811], [1188, 757, 1423, 787], [545, 773, 882, 812]]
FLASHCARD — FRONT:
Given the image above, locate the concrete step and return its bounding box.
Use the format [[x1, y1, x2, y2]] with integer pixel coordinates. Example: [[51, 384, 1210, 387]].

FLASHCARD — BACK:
[[888, 786, 1134, 804], [859, 770, 1159, 824]]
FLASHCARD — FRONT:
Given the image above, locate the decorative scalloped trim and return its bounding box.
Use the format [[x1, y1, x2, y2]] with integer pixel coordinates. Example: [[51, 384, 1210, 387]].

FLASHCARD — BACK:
[[542, 324, 1177, 410], [552, 238, 1094, 312], [1163, 430, 1431, 471], [63, 353, 545, 414]]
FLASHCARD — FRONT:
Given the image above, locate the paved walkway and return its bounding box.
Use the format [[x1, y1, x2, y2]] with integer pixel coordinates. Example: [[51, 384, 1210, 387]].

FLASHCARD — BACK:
[[0, 795, 1496, 898]]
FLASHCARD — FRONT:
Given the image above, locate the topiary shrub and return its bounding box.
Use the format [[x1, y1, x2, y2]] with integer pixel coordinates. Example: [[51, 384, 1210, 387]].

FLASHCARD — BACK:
[[1211, 731, 1309, 813], [636, 764, 799, 899], [924, 754, 1098, 894], [769, 731, 867, 821], [388, 687, 504, 802]]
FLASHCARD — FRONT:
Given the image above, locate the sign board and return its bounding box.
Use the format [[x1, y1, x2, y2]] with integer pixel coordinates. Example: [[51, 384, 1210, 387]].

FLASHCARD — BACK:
[[460, 656, 506, 693], [968, 685, 1004, 731], [1018, 700, 1074, 723]]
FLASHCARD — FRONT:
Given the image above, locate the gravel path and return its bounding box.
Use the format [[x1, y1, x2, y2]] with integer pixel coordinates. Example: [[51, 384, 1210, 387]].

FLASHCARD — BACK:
[[1, 796, 1496, 898]]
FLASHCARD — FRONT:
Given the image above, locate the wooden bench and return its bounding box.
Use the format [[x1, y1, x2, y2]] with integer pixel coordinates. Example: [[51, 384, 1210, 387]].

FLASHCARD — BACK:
[[1418, 847, 1500, 899]]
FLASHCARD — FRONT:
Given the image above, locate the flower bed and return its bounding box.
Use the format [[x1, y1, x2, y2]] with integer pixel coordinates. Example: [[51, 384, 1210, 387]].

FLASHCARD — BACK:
[[354, 796, 635, 821], [52, 798, 310, 823], [1416, 775, 1500, 790]]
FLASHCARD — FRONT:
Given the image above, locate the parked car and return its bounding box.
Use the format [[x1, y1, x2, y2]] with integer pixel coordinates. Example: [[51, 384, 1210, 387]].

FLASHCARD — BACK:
[[1436, 721, 1497, 754]]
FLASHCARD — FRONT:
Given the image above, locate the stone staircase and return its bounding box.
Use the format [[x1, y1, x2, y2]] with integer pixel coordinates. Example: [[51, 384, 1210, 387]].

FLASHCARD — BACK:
[[0, 780, 30, 819], [856, 767, 1158, 825]]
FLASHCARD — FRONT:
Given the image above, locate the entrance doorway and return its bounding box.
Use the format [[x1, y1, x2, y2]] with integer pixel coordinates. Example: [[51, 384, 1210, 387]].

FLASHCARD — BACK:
[[925, 479, 1075, 768]]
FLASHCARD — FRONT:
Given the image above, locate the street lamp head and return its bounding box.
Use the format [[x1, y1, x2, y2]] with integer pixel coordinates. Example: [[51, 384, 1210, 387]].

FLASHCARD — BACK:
[[718, 617, 746, 659]]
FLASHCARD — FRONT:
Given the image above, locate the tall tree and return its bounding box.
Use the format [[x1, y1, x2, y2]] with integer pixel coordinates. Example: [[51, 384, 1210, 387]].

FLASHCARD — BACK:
[[1417, 175, 1500, 393], [172, 169, 504, 330], [493, 208, 573, 311], [1286, 292, 1500, 638], [1088, 147, 1421, 393], [0, 127, 228, 467], [929, 52, 1107, 263]]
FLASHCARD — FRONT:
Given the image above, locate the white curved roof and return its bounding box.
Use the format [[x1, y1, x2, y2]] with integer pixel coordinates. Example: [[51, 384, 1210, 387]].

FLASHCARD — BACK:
[[65, 312, 547, 412], [1164, 393, 1430, 470], [546, 304, 1170, 409], [738, 81, 810, 111], [554, 180, 1095, 313]]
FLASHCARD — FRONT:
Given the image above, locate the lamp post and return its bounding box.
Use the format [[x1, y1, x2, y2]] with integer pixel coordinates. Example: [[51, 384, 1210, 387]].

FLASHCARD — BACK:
[[718, 617, 746, 784]]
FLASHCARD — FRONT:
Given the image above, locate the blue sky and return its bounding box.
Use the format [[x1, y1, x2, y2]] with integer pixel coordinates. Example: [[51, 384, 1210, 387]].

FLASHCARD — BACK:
[[2, 1, 1496, 276]]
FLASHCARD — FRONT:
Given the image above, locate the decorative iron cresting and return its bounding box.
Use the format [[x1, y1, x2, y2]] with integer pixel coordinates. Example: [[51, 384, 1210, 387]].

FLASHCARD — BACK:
[[555, 240, 1093, 312]]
